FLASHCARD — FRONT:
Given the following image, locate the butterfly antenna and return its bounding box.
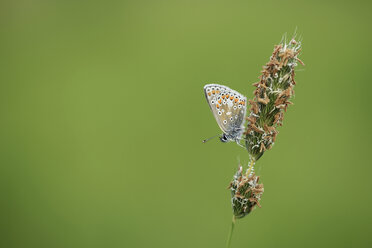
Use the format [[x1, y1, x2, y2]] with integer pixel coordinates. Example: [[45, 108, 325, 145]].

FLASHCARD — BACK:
[[202, 134, 219, 143]]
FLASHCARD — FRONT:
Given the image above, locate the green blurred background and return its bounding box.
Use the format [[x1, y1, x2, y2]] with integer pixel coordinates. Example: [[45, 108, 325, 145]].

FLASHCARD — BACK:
[[1, 0, 371, 247]]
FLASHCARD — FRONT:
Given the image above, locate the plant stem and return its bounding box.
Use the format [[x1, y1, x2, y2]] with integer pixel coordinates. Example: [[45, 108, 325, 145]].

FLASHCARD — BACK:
[[226, 215, 236, 248], [245, 158, 255, 177]]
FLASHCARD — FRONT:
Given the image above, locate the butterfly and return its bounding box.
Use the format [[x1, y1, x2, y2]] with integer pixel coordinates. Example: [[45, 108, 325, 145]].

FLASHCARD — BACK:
[[203, 84, 247, 144]]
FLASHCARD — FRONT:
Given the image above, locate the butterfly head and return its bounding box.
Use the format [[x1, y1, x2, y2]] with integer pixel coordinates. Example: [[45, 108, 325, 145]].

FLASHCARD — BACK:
[[220, 133, 229, 143]]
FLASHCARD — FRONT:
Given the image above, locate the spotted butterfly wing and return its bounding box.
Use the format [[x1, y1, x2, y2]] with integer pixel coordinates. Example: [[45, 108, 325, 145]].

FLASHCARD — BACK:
[[204, 84, 247, 142]]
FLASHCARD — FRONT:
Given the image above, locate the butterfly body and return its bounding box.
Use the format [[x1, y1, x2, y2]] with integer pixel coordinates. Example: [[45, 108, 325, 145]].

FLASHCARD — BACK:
[[204, 84, 247, 144]]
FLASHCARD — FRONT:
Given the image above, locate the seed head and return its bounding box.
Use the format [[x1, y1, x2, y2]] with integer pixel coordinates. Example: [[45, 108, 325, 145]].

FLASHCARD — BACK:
[[244, 38, 303, 160], [229, 164, 264, 218]]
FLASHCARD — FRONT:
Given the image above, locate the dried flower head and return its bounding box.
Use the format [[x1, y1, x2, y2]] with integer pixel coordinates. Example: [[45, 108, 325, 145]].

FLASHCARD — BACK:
[[229, 163, 264, 218], [244, 38, 303, 160]]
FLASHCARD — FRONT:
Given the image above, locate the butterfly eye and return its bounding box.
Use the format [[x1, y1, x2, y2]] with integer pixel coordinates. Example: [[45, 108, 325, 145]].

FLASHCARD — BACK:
[[211, 100, 215, 104], [233, 106, 237, 110], [238, 104, 242, 109], [230, 117, 233, 121], [223, 120, 227, 124], [220, 134, 228, 143], [218, 111, 222, 115]]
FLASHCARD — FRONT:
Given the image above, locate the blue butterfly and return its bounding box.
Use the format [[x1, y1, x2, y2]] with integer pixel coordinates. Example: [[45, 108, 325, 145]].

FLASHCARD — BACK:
[[204, 84, 247, 144]]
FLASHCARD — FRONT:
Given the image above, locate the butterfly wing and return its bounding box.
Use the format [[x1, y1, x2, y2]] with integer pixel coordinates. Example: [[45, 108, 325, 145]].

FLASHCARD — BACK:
[[204, 84, 247, 138]]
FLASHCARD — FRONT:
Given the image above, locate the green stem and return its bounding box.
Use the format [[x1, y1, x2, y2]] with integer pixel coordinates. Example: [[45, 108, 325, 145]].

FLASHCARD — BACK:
[[245, 158, 255, 177], [226, 215, 236, 248]]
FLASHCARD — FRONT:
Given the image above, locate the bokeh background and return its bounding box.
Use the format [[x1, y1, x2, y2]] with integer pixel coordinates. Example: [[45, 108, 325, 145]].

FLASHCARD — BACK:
[[1, 0, 372, 247]]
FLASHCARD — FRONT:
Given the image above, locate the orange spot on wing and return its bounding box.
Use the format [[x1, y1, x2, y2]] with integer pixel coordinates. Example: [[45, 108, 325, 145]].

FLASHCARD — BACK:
[[212, 90, 215, 94], [230, 96, 234, 100], [226, 95, 229, 98], [222, 95, 225, 99], [216, 104, 220, 108], [234, 98, 238, 103], [208, 92, 211, 96], [218, 99, 222, 104]]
